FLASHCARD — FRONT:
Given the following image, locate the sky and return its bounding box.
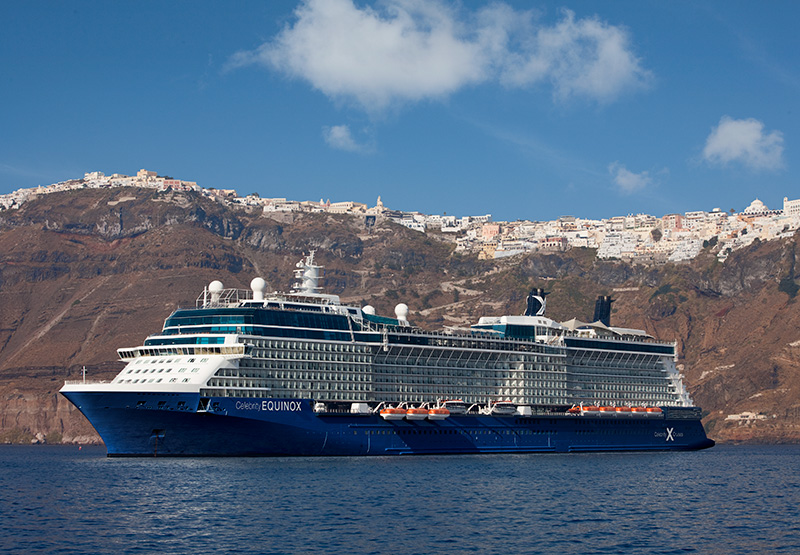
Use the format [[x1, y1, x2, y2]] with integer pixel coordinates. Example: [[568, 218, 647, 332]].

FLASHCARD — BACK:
[[1, 0, 798, 222]]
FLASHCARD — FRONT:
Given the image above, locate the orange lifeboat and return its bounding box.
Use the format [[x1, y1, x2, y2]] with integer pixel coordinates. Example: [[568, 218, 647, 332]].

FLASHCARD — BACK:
[[427, 408, 450, 420], [598, 406, 616, 417], [615, 407, 633, 417], [380, 407, 406, 421], [631, 407, 648, 417], [581, 405, 600, 416], [567, 406, 581, 415], [645, 407, 664, 418], [405, 407, 429, 421]]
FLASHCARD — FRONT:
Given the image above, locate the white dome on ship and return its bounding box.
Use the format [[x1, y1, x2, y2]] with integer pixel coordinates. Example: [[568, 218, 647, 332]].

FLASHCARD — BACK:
[[395, 303, 409, 323], [250, 277, 267, 301], [363, 305, 376, 315], [208, 280, 224, 304]]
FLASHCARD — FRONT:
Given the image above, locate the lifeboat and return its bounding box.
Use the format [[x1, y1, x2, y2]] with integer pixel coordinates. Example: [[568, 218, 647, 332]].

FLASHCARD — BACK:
[[427, 408, 450, 420], [631, 407, 648, 417], [405, 407, 429, 420], [598, 406, 616, 417], [491, 401, 517, 416], [614, 407, 633, 417], [380, 407, 406, 421], [645, 407, 664, 418], [442, 400, 468, 415], [581, 405, 600, 416], [566, 406, 581, 415]]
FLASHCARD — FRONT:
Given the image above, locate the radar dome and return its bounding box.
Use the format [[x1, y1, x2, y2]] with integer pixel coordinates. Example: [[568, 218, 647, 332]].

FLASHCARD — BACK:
[[250, 277, 267, 302], [363, 305, 376, 315], [395, 303, 409, 323], [208, 280, 224, 305]]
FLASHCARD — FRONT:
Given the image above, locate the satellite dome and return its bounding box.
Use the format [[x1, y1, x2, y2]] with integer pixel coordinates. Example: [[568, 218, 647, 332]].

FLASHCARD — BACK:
[[250, 277, 266, 291], [363, 305, 376, 315], [395, 303, 409, 323], [250, 277, 267, 302], [208, 280, 224, 305]]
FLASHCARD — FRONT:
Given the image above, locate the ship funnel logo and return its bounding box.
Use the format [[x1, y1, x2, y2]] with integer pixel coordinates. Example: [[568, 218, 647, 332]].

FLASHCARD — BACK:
[[524, 288, 547, 317]]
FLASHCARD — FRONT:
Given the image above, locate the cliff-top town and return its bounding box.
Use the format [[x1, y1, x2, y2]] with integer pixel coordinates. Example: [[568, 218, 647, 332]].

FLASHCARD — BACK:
[[2, 168, 799, 264]]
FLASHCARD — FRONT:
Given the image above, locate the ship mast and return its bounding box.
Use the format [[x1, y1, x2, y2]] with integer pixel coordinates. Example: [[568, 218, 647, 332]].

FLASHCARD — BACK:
[[292, 250, 323, 295]]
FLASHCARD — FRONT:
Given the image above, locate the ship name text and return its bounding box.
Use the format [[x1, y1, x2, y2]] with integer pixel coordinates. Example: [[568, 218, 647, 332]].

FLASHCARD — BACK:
[[235, 400, 303, 412]]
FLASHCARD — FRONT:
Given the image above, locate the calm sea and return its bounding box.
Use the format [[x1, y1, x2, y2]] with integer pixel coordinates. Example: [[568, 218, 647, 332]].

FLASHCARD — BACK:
[[0, 444, 798, 554]]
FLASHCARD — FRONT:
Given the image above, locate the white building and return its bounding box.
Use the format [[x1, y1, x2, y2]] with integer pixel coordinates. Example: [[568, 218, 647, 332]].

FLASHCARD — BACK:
[[784, 197, 800, 217]]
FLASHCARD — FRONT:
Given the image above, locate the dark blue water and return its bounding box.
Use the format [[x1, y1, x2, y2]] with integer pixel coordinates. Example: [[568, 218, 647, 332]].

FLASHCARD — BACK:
[[1, 445, 798, 554]]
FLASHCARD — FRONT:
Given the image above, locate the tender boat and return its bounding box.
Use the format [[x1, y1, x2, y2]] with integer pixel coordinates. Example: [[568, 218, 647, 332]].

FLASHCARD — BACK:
[[380, 407, 407, 421], [405, 407, 429, 420], [427, 408, 450, 420]]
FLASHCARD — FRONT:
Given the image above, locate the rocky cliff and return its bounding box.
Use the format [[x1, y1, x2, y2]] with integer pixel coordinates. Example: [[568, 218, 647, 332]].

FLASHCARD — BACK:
[[1, 188, 798, 444]]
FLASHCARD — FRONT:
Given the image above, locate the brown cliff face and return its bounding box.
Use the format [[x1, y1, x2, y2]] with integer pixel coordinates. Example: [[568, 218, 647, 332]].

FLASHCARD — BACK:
[[1, 188, 799, 444]]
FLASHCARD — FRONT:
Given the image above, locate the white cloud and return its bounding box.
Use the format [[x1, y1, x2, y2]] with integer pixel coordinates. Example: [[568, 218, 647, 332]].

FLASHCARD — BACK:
[[499, 9, 651, 102], [322, 124, 367, 152], [228, 0, 651, 111], [608, 162, 652, 194], [702, 116, 784, 170]]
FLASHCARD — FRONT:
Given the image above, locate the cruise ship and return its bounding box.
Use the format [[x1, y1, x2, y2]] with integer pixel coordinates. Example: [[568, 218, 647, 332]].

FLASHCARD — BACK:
[[61, 252, 714, 456]]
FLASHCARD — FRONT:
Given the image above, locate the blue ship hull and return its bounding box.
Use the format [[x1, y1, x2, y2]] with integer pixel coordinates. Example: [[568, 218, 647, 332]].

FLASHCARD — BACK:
[[62, 391, 714, 456]]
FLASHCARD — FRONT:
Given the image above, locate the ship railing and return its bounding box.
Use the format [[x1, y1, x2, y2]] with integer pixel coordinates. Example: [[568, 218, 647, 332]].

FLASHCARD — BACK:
[[373, 321, 674, 351], [370, 324, 567, 355], [63, 380, 112, 385], [561, 329, 676, 346], [196, 288, 253, 308]]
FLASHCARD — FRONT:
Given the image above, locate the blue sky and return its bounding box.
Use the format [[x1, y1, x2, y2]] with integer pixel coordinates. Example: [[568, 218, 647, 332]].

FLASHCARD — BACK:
[[1, 1, 798, 221]]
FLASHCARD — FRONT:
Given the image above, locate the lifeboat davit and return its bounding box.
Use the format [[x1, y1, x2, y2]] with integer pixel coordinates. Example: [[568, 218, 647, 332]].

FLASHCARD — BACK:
[[380, 407, 406, 421], [442, 400, 468, 415], [491, 401, 517, 416], [645, 407, 664, 418], [405, 407, 429, 420], [427, 408, 450, 420]]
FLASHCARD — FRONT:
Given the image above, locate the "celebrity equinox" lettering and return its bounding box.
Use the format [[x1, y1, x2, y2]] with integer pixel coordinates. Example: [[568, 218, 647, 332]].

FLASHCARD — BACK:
[[235, 400, 303, 412]]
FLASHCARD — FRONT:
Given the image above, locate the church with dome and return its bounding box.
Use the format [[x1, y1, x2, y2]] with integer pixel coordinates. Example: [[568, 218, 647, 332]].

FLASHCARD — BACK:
[[742, 198, 781, 217]]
